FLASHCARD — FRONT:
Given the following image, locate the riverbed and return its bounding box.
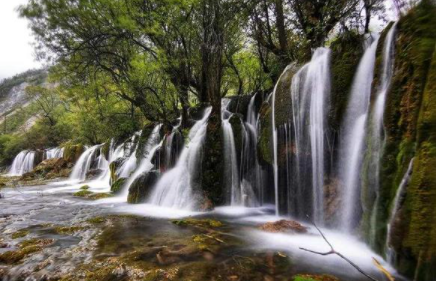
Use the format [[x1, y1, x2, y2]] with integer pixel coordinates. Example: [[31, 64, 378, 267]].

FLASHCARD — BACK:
[[0, 182, 406, 281]]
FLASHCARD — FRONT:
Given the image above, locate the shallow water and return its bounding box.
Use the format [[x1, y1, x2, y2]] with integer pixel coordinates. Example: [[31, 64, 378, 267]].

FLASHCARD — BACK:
[[0, 182, 408, 280]]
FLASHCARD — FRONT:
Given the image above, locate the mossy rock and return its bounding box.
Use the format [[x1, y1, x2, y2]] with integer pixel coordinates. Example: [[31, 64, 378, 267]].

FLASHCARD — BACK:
[[257, 101, 273, 165], [109, 157, 125, 184], [227, 95, 253, 119], [11, 230, 29, 239], [329, 31, 364, 131], [110, 177, 126, 194], [229, 113, 244, 162], [0, 238, 53, 264], [80, 185, 90, 190], [54, 225, 86, 235], [73, 190, 92, 197], [127, 170, 159, 204], [273, 62, 300, 127], [63, 143, 85, 163], [200, 114, 224, 207], [171, 219, 223, 228]]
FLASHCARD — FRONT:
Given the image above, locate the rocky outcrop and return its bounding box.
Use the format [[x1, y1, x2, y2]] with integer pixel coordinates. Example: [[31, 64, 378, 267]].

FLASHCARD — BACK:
[[111, 177, 126, 194], [21, 158, 70, 180], [127, 170, 159, 204]]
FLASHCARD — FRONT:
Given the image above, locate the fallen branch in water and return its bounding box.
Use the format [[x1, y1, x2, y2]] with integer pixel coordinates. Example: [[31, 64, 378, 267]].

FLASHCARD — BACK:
[[299, 215, 380, 281]]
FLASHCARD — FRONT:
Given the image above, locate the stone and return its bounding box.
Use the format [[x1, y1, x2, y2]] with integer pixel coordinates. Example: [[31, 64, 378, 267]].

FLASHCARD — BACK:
[[259, 220, 307, 233], [127, 170, 159, 204]]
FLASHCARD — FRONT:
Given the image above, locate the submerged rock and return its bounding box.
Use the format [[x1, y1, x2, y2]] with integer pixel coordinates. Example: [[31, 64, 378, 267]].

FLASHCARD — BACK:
[[259, 220, 307, 234], [127, 170, 159, 204]]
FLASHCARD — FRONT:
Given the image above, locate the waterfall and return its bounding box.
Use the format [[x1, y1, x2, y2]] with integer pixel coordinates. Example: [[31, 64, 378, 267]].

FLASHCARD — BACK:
[[69, 145, 101, 182], [7, 150, 36, 176], [45, 147, 64, 160], [118, 132, 141, 178], [290, 47, 331, 223], [386, 158, 414, 264], [271, 66, 293, 215], [339, 35, 380, 231], [121, 124, 162, 197], [240, 93, 262, 206], [369, 23, 397, 245], [149, 108, 212, 209], [222, 99, 242, 205]]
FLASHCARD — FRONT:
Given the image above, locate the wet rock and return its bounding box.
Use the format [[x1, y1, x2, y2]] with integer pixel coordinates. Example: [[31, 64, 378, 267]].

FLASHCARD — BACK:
[[21, 157, 69, 180], [110, 177, 126, 194], [109, 157, 126, 183], [86, 168, 103, 179], [127, 170, 159, 204], [259, 220, 307, 233]]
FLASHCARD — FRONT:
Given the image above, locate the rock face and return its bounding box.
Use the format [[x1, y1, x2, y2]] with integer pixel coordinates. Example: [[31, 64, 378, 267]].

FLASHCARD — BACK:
[[127, 170, 159, 204], [363, 2, 436, 279]]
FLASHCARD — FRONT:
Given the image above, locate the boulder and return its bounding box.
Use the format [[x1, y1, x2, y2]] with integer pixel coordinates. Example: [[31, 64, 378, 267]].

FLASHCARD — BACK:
[[127, 170, 159, 204], [21, 157, 69, 180], [109, 157, 126, 184], [63, 144, 85, 163]]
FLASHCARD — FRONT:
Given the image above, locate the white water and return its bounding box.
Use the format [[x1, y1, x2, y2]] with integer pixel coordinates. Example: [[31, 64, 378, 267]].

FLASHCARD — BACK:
[[386, 158, 414, 264], [339, 35, 380, 231], [44, 147, 64, 160], [68, 144, 101, 182], [118, 131, 142, 178], [369, 23, 397, 245], [241, 93, 262, 206], [222, 99, 243, 205], [7, 150, 35, 176], [290, 47, 331, 223], [121, 124, 162, 197], [149, 108, 212, 209], [271, 66, 293, 215]]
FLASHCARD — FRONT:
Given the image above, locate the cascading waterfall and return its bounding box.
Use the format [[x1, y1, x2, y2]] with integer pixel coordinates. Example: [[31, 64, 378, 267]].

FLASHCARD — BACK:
[[222, 99, 243, 205], [121, 124, 162, 197], [118, 131, 142, 178], [369, 23, 397, 245], [386, 158, 414, 264], [69, 145, 101, 182], [8, 150, 36, 176], [339, 35, 380, 231], [240, 93, 262, 206], [149, 108, 212, 209], [45, 147, 64, 160], [289, 47, 331, 223]]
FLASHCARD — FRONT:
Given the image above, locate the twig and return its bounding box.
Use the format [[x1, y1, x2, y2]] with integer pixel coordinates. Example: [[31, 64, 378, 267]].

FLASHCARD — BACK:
[[299, 215, 380, 281]]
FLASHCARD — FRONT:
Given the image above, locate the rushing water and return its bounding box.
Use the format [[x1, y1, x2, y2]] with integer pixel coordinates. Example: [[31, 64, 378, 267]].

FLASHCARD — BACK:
[[386, 158, 414, 264], [339, 35, 380, 232], [290, 47, 331, 223], [68, 145, 101, 182], [120, 124, 162, 197], [149, 108, 211, 209], [44, 147, 64, 160], [368, 23, 397, 245], [7, 150, 36, 176]]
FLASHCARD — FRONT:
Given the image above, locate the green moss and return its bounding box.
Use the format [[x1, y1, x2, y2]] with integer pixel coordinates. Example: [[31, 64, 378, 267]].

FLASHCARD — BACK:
[[73, 190, 92, 197], [172, 219, 223, 228], [257, 102, 273, 165], [110, 177, 126, 194], [62, 143, 85, 163], [330, 31, 365, 131], [0, 238, 52, 264], [11, 230, 29, 239], [54, 226, 85, 235], [87, 217, 106, 224], [80, 185, 90, 190], [293, 274, 339, 281]]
